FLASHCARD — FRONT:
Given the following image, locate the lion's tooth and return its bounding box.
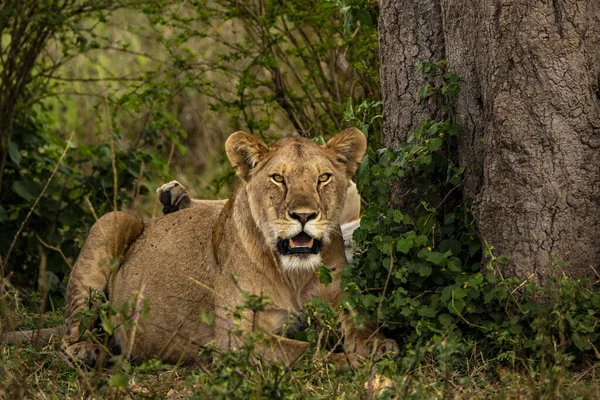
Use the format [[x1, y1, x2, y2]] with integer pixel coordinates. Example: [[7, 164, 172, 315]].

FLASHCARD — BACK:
[[289, 239, 296, 248], [308, 238, 314, 248]]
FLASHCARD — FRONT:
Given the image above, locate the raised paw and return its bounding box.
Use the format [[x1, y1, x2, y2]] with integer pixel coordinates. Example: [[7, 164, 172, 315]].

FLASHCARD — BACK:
[[157, 180, 192, 215], [63, 341, 102, 367]]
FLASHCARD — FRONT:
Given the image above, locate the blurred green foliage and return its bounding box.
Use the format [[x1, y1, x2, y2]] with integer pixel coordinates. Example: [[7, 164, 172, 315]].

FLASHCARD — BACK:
[[0, 114, 155, 295], [0, 0, 380, 299]]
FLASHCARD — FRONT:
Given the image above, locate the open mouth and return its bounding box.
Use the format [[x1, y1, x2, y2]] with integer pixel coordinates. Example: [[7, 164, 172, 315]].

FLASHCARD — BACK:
[[277, 232, 322, 255]]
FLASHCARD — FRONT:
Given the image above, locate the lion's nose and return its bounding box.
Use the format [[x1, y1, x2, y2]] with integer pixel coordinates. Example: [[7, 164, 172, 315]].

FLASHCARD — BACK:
[[289, 211, 319, 225]]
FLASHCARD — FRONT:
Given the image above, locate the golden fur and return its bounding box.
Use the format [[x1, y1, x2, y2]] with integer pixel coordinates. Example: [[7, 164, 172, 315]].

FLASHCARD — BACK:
[[63, 128, 398, 366], [156, 180, 361, 262]]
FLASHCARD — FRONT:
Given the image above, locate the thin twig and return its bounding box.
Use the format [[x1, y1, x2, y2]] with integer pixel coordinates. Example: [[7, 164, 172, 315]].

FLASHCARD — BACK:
[[376, 249, 394, 327], [2, 131, 74, 275], [451, 290, 485, 330], [36, 235, 73, 270], [84, 197, 99, 221]]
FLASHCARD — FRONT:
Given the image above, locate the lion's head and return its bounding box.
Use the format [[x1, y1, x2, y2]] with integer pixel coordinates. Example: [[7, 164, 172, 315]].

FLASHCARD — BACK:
[[225, 128, 367, 272]]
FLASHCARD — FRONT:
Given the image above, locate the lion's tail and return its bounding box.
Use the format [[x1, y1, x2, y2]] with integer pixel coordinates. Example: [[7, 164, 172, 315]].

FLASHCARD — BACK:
[[64, 211, 144, 343]]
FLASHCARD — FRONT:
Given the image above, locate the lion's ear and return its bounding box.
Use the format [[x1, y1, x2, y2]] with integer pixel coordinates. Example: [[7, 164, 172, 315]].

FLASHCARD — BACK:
[[325, 128, 367, 177], [225, 131, 268, 180]]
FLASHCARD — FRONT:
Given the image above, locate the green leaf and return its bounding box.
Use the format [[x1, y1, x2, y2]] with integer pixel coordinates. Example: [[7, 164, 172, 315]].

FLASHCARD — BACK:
[[420, 250, 446, 265], [418, 86, 430, 98], [0, 206, 7, 223], [360, 217, 374, 230], [8, 141, 21, 167], [101, 320, 114, 335], [452, 298, 465, 314], [418, 307, 437, 318], [414, 235, 428, 246], [108, 372, 129, 388], [12, 181, 36, 202], [439, 240, 461, 256], [429, 138, 443, 151], [572, 334, 591, 351], [508, 324, 522, 335], [439, 313, 454, 327], [391, 210, 405, 223], [362, 294, 378, 308], [396, 238, 412, 255], [447, 122, 461, 136], [447, 257, 463, 272], [453, 287, 467, 299], [200, 310, 214, 326], [443, 213, 456, 225], [417, 263, 432, 277], [317, 264, 333, 286]]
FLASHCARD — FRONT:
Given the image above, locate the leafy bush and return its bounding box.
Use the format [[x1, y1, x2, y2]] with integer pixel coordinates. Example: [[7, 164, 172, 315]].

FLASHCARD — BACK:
[[342, 61, 600, 372], [0, 113, 161, 300]]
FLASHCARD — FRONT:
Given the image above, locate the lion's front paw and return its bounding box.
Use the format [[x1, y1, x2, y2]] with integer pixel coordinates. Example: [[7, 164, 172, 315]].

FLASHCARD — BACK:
[[157, 180, 192, 215], [63, 342, 102, 367], [324, 352, 365, 369], [365, 338, 399, 360]]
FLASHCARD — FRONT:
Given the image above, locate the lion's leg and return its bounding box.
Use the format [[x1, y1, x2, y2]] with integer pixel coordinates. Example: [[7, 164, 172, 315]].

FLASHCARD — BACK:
[[252, 334, 368, 368], [213, 307, 362, 367], [64, 211, 143, 365], [218, 324, 369, 368], [249, 334, 310, 366], [156, 180, 194, 215], [315, 268, 400, 362]]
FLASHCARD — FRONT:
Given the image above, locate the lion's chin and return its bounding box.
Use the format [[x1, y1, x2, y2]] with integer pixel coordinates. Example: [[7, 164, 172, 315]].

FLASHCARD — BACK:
[[279, 254, 322, 273]]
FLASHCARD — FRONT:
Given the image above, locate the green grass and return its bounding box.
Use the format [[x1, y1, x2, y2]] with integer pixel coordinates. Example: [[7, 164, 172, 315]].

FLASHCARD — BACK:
[[2, 297, 600, 399]]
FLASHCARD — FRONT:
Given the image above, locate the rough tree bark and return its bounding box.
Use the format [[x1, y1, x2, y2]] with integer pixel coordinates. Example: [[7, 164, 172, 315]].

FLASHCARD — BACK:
[[380, 0, 600, 282], [379, 0, 445, 147]]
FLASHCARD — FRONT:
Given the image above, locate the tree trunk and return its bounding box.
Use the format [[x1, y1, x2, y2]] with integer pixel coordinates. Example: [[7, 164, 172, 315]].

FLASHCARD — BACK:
[[379, 0, 445, 147], [380, 0, 600, 282]]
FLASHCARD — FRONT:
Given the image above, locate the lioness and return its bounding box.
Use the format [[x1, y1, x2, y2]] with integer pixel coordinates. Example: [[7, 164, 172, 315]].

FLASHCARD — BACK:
[[156, 179, 361, 262], [64, 128, 398, 366]]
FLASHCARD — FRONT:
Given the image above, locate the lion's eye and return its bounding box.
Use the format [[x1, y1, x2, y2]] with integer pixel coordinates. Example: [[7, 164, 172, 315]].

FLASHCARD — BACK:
[[318, 174, 331, 183], [272, 174, 285, 183]]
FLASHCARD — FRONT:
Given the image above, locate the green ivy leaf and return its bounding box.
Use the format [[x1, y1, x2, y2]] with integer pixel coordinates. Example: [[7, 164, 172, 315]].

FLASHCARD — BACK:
[[439, 240, 461, 256], [362, 294, 378, 308], [438, 313, 454, 327], [391, 210, 405, 223], [417, 263, 432, 277], [447, 257, 463, 272], [429, 137, 443, 151], [396, 238, 413, 254], [572, 334, 591, 351], [443, 213, 456, 225], [418, 307, 437, 318], [317, 265, 333, 287]]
